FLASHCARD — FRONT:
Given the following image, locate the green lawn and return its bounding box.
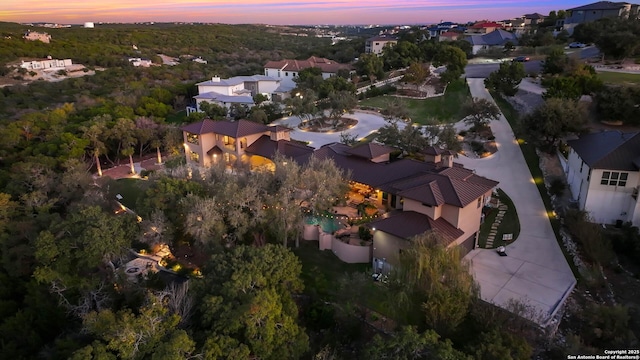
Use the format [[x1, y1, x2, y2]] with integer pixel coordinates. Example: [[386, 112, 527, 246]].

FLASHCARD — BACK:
[[359, 80, 471, 125], [597, 71, 640, 85], [109, 178, 144, 210], [478, 189, 521, 249]]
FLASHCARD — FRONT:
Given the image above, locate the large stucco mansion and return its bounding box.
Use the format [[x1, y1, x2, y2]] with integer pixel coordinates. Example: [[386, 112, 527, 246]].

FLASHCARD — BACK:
[[182, 119, 498, 270]]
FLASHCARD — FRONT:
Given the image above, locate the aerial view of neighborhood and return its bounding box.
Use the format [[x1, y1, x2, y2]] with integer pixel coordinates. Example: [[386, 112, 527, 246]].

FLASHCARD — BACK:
[[1, 0, 640, 358]]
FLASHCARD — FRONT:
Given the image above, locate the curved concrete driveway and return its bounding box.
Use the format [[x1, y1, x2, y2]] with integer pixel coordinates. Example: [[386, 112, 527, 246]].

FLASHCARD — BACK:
[[271, 111, 388, 149], [460, 79, 576, 326]]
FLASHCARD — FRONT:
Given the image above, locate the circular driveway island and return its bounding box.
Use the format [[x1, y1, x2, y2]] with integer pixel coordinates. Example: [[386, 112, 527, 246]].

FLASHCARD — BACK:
[[271, 111, 389, 149]]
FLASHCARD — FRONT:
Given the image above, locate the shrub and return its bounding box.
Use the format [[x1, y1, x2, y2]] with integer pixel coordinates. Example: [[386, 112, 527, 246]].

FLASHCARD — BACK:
[[363, 84, 396, 99], [358, 226, 373, 241], [470, 140, 484, 153], [549, 178, 566, 197], [610, 223, 640, 262], [565, 210, 615, 265]]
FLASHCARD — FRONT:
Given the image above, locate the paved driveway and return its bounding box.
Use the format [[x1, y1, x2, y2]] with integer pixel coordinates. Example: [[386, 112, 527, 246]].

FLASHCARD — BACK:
[[271, 111, 389, 149], [459, 79, 576, 326]]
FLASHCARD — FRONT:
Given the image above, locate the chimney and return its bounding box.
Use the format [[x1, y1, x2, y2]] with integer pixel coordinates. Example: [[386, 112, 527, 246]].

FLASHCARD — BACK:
[[211, 76, 220, 82], [441, 153, 453, 168]]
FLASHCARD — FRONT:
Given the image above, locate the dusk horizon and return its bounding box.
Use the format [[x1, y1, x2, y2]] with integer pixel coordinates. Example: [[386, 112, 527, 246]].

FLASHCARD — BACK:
[[4, 0, 593, 26]]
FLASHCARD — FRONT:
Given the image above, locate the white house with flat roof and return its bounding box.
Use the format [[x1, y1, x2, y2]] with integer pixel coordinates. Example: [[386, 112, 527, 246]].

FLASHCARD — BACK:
[[189, 75, 282, 114], [20, 58, 72, 70]]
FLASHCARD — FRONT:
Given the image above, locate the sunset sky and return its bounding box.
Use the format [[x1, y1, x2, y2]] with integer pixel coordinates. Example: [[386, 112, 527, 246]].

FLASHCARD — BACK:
[[2, 0, 587, 25]]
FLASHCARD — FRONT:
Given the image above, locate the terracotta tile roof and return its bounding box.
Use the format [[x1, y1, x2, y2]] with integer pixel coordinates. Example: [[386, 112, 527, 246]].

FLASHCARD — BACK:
[[370, 211, 463, 245], [180, 119, 219, 135], [310, 144, 498, 208], [422, 146, 455, 156], [567, 131, 640, 171], [264, 56, 352, 74], [471, 21, 503, 28], [245, 135, 314, 160], [181, 119, 270, 137], [345, 142, 395, 160]]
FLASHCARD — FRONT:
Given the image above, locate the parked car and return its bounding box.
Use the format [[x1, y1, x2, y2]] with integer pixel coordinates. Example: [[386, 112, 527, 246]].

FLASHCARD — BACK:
[[569, 42, 586, 48], [512, 56, 530, 62]]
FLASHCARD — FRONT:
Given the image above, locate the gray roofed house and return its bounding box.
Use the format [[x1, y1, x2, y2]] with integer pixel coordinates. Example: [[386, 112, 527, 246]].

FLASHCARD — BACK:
[[559, 1, 639, 34], [565, 131, 640, 227], [465, 29, 519, 55], [365, 35, 398, 55]]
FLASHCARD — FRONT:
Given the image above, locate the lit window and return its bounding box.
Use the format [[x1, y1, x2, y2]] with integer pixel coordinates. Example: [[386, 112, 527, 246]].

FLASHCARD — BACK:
[[189, 151, 199, 162], [601, 171, 628, 187], [186, 133, 199, 145]]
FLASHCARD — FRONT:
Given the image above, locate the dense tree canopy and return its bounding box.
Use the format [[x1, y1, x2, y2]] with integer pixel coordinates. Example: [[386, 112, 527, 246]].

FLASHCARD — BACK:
[[484, 61, 525, 97], [523, 98, 587, 146], [572, 17, 640, 59], [388, 232, 478, 334], [194, 244, 308, 360]]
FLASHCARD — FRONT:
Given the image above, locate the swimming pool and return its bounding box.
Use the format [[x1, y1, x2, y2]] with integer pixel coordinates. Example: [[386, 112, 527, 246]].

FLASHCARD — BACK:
[[305, 215, 346, 233]]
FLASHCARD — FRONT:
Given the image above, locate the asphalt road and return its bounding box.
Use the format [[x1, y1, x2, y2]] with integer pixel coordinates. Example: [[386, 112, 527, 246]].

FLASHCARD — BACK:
[[464, 46, 599, 78], [465, 61, 543, 78]]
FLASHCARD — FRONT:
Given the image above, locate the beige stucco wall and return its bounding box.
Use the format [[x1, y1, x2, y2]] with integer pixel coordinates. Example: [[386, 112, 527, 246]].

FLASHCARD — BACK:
[[183, 132, 217, 167], [371, 153, 390, 163], [402, 198, 441, 219], [303, 224, 319, 241], [372, 230, 408, 267], [330, 237, 371, 263], [440, 197, 484, 243]]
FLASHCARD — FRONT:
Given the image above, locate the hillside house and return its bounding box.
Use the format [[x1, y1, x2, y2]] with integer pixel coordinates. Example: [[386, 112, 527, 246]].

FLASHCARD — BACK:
[[465, 29, 519, 55], [181, 119, 313, 169], [523, 13, 546, 25], [565, 131, 640, 226], [364, 35, 398, 55], [465, 21, 503, 35], [264, 56, 353, 90], [20, 58, 72, 70], [438, 31, 463, 42], [189, 75, 282, 114], [181, 120, 499, 268], [559, 1, 640, 34]]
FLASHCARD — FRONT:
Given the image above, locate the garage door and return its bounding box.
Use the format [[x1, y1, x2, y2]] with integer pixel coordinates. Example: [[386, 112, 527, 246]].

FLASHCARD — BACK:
[[459, 233, 476, 257]]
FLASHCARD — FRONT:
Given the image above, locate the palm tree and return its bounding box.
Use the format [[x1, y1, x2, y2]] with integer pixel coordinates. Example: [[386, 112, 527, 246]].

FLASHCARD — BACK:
[[122, 146, 136, 175], [150, 138, 163, 165], [80, 117, 109, 177]]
